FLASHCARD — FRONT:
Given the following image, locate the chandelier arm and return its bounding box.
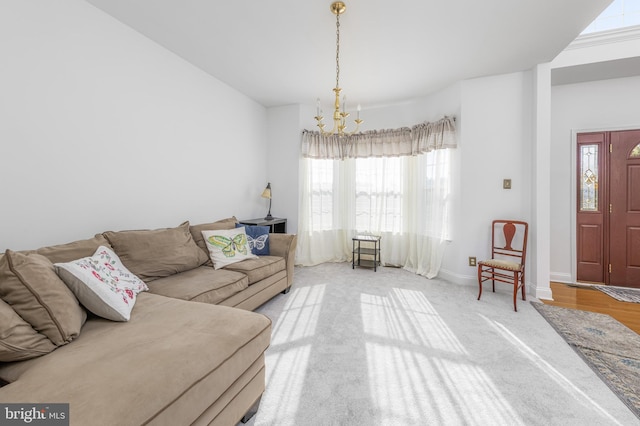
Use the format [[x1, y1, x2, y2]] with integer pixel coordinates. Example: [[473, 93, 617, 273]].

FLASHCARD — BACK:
[[344, 119, 363, 136], [319, 119, 340, 136]]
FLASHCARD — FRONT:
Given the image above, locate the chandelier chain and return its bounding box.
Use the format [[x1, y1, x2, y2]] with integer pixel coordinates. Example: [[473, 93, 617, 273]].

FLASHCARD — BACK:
[[335, 13, 340, 89], [315, 1, 362, 136]]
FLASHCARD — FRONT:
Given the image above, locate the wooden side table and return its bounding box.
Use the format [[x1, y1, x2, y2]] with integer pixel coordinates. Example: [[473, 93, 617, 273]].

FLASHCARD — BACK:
[[239, 217, 287, 233], [352, 234, 381, 271]]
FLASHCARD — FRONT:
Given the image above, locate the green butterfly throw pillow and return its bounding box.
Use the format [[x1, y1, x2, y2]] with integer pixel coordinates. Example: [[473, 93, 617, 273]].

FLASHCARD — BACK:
[[201, 228, 258, 269]]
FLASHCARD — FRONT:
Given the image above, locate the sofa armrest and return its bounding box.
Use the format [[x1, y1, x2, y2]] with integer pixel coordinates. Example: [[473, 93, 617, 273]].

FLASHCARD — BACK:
[[269, 233, 297, 288]]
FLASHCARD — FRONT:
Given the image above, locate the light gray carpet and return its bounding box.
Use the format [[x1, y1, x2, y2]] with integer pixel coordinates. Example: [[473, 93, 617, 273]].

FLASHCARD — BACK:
[[242, 263, 639, 425]]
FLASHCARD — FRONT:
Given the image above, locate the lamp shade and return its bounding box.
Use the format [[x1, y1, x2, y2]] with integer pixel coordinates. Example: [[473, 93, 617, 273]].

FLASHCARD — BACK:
[[261, 183, 273, 220], [261, 183, 272, 199]]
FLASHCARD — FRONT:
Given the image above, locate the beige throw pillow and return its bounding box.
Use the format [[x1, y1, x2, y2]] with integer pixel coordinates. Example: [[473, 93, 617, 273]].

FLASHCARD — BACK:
[[0, 298, 56, 362], [55, 246, 148, 322], [0, 250, 86, 346], [190, 217, 238, 266], [201, 228, 258, 269], [103, 221, 208, 282]]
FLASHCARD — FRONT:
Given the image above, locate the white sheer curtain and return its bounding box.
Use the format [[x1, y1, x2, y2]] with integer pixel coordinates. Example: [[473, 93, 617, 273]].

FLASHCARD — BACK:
[[296, 117, 456, 278]]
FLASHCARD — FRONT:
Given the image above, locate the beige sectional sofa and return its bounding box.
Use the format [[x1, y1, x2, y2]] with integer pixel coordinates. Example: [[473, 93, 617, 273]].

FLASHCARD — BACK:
[[0, 217, 297, 425]]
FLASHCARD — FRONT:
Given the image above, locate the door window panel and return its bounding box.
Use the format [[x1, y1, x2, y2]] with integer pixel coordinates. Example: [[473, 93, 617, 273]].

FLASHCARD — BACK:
[[580, 144, 599, 211]]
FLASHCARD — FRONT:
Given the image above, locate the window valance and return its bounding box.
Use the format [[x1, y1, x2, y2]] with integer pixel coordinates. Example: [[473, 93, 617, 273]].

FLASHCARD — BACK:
[[301, 116, 456, 160]]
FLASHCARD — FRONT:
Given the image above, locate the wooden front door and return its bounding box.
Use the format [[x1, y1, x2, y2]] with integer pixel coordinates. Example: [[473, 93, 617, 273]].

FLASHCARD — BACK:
[[609, 130, 640, 288], [576, 130, 640, 288]]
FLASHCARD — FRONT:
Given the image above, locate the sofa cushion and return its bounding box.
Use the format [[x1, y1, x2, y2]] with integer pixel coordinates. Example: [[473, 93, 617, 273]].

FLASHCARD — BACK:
[[0, 235, 112, 270], [0, 250, 86, 346], [55, 246, 148, 322], [224, 256, 286, 285], [190, 217, 238, 266], [33, 235, 112, 264], [146, 266, 248, 305], [0, 298, 56, 362], [103, 221, 208, 282], [236, 224, 270, 256], [0, 293, 271, 426]]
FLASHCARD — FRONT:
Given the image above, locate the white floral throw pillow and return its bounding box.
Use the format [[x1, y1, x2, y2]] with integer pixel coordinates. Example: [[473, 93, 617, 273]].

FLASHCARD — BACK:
[[55, 246, 148, 321], [201, 228, 258, 269]]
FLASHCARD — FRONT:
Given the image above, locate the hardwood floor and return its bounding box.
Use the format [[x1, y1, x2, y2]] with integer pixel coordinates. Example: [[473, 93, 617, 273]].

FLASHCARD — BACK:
[[544, 282, 640, 334]]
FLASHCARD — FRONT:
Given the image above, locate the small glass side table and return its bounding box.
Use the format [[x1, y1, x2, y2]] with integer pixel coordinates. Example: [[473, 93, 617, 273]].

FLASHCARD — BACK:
[[352, 234, 381, 271]]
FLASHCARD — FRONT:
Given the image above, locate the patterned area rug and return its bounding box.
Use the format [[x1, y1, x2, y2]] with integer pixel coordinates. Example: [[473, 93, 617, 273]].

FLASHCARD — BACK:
[[594, 285, 640, 303], [532, 302, 640, 419]]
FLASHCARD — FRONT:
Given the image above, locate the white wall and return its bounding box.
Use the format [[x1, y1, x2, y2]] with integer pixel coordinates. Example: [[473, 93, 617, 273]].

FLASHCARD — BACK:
[[531, 64, 552, 300], [437, 72, 534, 286], [550, 75, 640, 282], [0, 0, 268, 251], [265, 105, 304, 233], [358, 88, 461, 130]]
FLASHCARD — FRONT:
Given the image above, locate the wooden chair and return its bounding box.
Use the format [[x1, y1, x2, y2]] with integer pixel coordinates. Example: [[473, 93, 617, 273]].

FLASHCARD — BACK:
[[477, 220, 529, 311]]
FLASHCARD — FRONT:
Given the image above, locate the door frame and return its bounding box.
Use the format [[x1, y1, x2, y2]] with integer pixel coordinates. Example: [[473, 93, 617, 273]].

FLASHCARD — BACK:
[[570, 125, 640, 284]]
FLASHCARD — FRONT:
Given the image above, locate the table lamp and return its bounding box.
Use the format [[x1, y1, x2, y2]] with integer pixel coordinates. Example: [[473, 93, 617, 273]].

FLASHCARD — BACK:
[[261, 183, 273, 220]]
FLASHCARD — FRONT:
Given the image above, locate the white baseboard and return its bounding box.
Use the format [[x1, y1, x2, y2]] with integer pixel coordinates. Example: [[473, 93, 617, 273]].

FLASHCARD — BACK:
[[438, 268, 476, 286], [438, 268, 539, 297], [531, 283, 554, 300], [550, 272, 573, 284]]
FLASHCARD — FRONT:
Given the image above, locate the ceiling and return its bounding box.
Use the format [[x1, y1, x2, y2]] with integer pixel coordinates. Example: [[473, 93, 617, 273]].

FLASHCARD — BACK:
[[85, 0, 613, 108]]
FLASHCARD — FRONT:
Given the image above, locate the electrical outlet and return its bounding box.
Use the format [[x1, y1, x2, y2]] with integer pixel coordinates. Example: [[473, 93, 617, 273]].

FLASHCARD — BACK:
[[468, 256, 476, 267], [503, 179, 512, 189]]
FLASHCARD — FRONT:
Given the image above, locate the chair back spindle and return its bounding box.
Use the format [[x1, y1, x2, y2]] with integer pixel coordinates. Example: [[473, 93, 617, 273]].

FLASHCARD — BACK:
[[502, 222, 516, 251]]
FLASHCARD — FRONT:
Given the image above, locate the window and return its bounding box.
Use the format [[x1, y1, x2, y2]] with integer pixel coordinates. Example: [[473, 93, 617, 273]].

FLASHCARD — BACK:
[[579, 144, 599, 211], [355, 157, 404, 233], [309, 159, 336, 231], [297, 117, 456, 278], [582, 0, 640, 34]]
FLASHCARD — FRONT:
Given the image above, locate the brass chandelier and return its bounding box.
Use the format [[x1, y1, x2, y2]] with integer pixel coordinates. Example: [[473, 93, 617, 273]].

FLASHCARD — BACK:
[[315, 1, 363, 136]]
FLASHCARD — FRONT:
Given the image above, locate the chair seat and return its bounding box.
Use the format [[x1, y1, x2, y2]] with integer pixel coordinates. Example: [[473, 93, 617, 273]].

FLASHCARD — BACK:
[[479, 259, 522, 271]]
